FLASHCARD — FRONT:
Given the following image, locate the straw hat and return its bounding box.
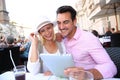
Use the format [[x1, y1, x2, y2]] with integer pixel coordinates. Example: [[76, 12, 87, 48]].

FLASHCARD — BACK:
[[35, 16, 55, 34]]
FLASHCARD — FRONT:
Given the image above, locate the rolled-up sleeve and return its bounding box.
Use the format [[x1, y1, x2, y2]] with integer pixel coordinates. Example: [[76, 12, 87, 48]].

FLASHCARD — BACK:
[[27, 44, 41, 75], [95, 61, 117, 78], [88, 35, 117, 78], [27, 59, 40, 75]]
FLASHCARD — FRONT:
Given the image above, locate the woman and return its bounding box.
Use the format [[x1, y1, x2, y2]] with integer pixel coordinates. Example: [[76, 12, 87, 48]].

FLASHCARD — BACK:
[[27, 16, 66, 76]]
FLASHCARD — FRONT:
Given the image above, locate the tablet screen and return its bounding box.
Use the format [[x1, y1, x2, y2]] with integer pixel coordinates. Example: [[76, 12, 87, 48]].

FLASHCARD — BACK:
[[40, 54, 74, 77]]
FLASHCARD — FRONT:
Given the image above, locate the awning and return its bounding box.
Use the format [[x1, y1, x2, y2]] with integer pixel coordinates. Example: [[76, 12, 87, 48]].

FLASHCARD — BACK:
[[106, 0, 120, 4], [88, 5, 117, 19], [88, 0, 120, 32], [88, 1, 120, 20]]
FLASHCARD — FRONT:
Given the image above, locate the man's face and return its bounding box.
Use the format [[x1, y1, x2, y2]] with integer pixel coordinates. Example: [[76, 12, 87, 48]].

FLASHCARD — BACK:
[[57, 12, 76, 38]]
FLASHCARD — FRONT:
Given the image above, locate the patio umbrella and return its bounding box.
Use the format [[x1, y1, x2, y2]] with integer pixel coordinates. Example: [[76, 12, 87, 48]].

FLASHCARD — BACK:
[[101, 0, 120, 32]]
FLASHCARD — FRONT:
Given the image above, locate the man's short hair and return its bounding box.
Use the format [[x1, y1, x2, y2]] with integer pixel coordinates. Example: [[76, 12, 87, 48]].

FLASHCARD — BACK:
[[6, 35, 14, 44], [56, 5, 76, 21]]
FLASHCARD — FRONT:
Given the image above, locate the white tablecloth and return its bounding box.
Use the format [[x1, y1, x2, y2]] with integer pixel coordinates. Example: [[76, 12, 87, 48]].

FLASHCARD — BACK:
[[0, 71, 120, 80], [0, 71, 67, 80]]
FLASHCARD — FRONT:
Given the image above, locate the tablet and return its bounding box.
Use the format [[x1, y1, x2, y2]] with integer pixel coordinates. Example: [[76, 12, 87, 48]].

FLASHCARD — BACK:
[[40, 54, 74, 77]]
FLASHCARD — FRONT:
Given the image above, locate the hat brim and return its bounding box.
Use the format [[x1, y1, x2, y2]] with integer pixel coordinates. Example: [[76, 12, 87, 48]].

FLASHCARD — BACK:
[[34, 21, 56, 35]]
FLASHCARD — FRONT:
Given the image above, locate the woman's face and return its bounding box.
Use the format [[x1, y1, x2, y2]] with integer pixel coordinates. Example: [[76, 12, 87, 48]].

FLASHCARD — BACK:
[[38, 23, 54, 41]]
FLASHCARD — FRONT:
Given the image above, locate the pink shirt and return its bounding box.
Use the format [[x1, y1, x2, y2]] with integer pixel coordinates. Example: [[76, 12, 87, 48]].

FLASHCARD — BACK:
[[64, 28, 117, 78]]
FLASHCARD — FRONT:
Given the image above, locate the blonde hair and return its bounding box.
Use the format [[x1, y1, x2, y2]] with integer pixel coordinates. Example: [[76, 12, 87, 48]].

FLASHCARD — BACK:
[[39, 34, 56, 45]]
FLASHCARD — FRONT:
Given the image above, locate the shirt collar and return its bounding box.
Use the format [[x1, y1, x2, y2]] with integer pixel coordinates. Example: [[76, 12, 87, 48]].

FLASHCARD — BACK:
[[64, 27, 82, 41], [72, 27, 81, 40]]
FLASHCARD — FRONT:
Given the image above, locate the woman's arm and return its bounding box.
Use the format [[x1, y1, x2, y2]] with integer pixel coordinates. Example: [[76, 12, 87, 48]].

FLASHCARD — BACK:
[[27, 33, 40, 75]]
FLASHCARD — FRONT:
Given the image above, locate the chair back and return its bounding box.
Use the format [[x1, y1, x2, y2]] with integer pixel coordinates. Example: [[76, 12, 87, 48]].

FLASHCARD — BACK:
[[0, 46, 20, 74], [105, 47, 120, 78], [111, 33, 120, 47]]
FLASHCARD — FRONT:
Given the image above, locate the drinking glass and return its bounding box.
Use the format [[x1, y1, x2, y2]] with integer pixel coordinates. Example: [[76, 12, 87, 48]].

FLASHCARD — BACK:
[[13, 65, 26, 80], [68, 70, 93, 80]]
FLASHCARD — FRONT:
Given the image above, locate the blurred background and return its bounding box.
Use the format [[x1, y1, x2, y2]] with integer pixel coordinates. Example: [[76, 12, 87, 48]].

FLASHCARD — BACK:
[[0, 0, 120, 40]]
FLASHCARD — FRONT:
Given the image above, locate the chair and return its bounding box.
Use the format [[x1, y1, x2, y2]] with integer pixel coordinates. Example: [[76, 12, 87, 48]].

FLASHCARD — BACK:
[[105, 47, 120, 78], [0, 46, 21, 74], [111, 33, 120, 47]]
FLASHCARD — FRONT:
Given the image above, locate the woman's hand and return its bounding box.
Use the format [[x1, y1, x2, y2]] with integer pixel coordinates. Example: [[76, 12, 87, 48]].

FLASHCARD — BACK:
[[55, 33, 63, 42], [30, 32, 39, 46], [44, 71, 53, 76]]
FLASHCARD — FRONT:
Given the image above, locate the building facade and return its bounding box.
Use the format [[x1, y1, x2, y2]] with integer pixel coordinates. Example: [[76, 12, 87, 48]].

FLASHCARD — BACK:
[[76, 0, 120, 35]]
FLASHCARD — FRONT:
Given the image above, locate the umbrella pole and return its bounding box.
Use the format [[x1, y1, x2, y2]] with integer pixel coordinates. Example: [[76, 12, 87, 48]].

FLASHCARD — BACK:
[[114, 3, 119, 32]]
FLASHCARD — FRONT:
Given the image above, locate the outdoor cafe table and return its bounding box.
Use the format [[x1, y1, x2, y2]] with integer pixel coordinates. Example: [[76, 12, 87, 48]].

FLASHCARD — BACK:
[[0, 71, 120, 80]]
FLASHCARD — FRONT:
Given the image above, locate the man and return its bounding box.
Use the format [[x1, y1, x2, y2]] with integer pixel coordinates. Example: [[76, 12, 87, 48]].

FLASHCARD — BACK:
[[20, 38, 31, 58], [20, 38, 31, 64], [6, 35, 16, 47], [56, 6, 117, 79]]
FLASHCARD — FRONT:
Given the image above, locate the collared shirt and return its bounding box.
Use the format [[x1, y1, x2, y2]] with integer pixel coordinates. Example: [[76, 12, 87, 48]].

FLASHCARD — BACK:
[[64, 28, 117, 78]]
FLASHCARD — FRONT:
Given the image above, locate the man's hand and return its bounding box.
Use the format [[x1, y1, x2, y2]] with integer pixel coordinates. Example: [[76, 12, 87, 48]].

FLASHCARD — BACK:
[[64, 67, 84, 77]]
